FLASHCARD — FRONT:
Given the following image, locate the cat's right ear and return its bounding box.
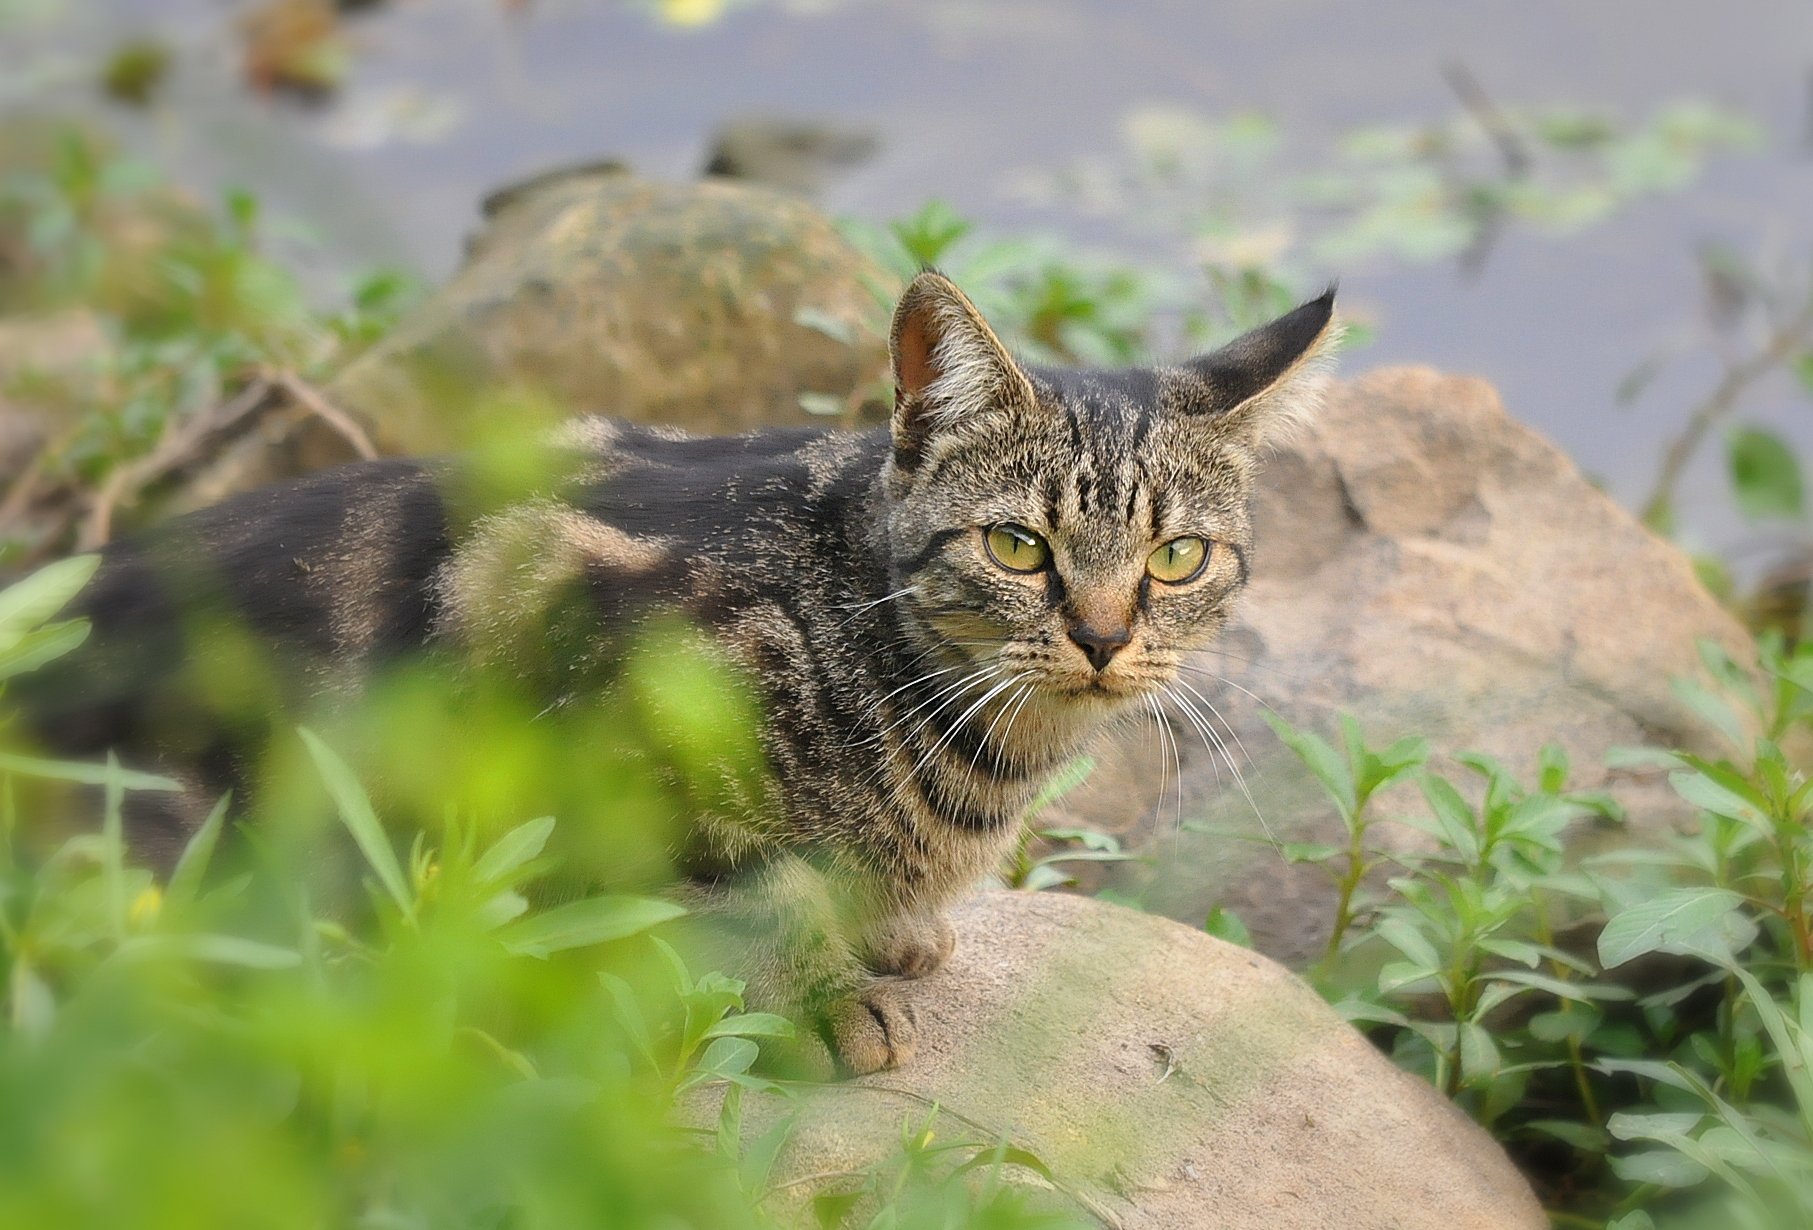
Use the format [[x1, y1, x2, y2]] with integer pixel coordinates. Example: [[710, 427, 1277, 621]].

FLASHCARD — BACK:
[[888, 271, 1034, 469]]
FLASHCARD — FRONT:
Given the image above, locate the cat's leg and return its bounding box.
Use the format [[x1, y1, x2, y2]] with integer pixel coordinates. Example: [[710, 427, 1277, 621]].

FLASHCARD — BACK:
[[859, 909, 956, 980], [677, 854, 920, 1076]]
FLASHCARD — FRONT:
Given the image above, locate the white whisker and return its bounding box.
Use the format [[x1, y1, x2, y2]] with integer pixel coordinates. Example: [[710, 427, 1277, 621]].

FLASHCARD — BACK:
[[1162, 685, 1274, 843], [912, 672, 1030, 778], [1171, 676, 1256, 773], [834, 584, 918, 613]]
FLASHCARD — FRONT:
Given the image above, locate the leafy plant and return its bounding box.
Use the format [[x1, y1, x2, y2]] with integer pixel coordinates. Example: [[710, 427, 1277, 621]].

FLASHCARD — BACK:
[[1252, 635, 1813, 1227], [0, 126, 419, 564]]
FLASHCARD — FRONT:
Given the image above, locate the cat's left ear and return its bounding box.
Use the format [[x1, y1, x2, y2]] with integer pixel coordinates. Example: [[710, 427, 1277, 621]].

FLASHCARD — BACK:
[[1177, 288, 1340, 447], [888, 270, 1036, 468]]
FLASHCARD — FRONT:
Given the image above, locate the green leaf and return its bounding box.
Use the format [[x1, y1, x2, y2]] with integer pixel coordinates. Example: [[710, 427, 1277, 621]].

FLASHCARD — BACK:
[[1378, 961, 1440, 996], [1598, 887, 1750, 968], [0, 554, 98, 638], [1727, 426, 1804, 521], [0, 752, 178, 791], [1524, 1119, 1610, 1152], [472, 815, 556, 885], [1728, 966, 1813, 1120], [500, 895, 685, 958], [0, 619, 89, 682], [1374, 735, 1430, 776], [1277, 841, 1341, 865], [1476, 937, 1542, 968], [474, 890, 528, 930], [1593, 1058, 1702, 1092], [1608, 1149, 1707, 1188], [599, 972, 660, 1071], [1376, 915, 1442, 969], [1262, 712, 1356, 820], [165, 794, 231, 912], [1669, 766, 1768, 833], [1489, 968, 1632, 1002], [695, 1036, 758, 1079], [1202, 906, 1252, 948], [298, 728, 412, 916], [1333, 999, 1410, 1028], [1417, 774, 1481, 862], [1025, 754, 1096, 816], [1458, 1022, 1500, 1082], [704, 1012, 796, 1041], [114, 934, 302, 969]]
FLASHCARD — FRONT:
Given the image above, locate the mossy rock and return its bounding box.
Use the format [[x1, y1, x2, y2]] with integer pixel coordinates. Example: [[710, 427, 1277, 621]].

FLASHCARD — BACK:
[[326, 165, 895, 452]]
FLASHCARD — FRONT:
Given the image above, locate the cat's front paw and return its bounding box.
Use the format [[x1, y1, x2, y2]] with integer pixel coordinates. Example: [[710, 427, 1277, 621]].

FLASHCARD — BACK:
[[828, 979, 919, 1074], [865, 914, 957, 980]]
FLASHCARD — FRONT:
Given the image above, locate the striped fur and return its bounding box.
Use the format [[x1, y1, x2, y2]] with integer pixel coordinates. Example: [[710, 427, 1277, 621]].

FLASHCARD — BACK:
[[25, 273, 1337, 1073]]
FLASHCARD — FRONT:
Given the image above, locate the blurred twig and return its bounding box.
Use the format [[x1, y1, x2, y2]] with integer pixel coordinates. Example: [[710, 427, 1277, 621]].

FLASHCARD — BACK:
[[76, 376, 278, 549], [1443, 61, 1530, 280], [272, 370, 377, 460], [1642, 294, 1813, 527], [1443, 60, 1531, 177], [5, 368, 377, 558]]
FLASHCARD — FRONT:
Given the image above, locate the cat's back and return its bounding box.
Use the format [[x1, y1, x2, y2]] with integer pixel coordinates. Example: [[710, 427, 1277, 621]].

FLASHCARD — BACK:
[[572, 419, 884, 541], [24, 418, 889, 757], [21, 456, 451, 755], [550, 419, 891, 616]]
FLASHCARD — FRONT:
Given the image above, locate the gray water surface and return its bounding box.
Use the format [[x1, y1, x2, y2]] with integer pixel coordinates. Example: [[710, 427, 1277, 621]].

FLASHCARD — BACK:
[[7, 0, 1813, 552]]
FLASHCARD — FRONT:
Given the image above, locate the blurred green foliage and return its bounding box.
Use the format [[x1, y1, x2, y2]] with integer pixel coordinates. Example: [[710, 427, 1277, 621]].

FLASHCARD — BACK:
[[0, 123, 418, 560], [0, 557, 1099, 1230]]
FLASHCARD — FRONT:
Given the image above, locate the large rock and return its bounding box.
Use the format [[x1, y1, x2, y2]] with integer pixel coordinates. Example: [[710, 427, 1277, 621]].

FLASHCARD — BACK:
[[329, 165, 894, 448], [183, 166, 896, 503], [719, 891, 1545, 1230], [1048, 367, 1754, 964]]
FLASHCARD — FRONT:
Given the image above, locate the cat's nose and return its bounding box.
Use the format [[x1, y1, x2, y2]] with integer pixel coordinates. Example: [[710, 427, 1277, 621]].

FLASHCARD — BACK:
[[1067, 622, 1131, 673]]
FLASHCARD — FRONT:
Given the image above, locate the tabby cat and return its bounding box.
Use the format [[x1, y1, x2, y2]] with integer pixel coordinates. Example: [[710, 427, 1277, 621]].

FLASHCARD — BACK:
[[25, 271, 1337, 1074]]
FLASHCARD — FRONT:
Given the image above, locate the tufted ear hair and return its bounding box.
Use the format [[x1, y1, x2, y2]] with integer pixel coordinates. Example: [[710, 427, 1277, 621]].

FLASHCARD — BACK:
[[888, 270, 1036, 468], [1178, 288, 1340, 447]]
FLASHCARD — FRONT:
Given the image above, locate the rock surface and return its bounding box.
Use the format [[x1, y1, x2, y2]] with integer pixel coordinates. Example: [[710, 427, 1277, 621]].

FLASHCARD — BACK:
[[1048, 366, 1754, 963], [328, 165, 894, 448], [724, 891, 1545, 1230], [186, 166, 896, 501]]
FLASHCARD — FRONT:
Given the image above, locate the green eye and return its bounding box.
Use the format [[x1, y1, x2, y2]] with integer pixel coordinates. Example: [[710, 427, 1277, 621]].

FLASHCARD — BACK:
[[984, 523, 1050, 573], [1147, 536, 1209, 583]]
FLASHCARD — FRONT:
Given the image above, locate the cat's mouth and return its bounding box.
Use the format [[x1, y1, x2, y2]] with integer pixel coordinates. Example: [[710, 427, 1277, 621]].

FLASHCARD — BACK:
[[1051, 672, 1158, 703]]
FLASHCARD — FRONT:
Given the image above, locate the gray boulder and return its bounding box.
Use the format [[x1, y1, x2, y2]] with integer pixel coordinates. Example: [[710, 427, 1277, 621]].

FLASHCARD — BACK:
[[1047, 366, 1754, 964], [330, 165, 894, 448], [720, 891, 1546, 1230]]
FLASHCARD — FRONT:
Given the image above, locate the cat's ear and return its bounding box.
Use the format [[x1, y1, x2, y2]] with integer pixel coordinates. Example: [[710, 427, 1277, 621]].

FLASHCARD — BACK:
[[889, 270, 1034, 466], [1177, 288, 1340, 446]]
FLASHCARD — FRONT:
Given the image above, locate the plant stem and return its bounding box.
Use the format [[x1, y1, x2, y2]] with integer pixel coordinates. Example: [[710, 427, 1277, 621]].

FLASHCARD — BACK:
[[1531, 890, 1604, 1128], [1322, 803, 1371, 965], [1642, 295, 1813, 525]]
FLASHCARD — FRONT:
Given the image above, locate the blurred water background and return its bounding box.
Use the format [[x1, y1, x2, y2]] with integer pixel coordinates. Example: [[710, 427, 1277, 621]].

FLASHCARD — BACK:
[[3, 0, 1811, 555]]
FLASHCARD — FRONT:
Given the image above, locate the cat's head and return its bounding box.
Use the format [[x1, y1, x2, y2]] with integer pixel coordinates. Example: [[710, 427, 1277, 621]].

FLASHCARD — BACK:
[[881, 270, 1336, 718]]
